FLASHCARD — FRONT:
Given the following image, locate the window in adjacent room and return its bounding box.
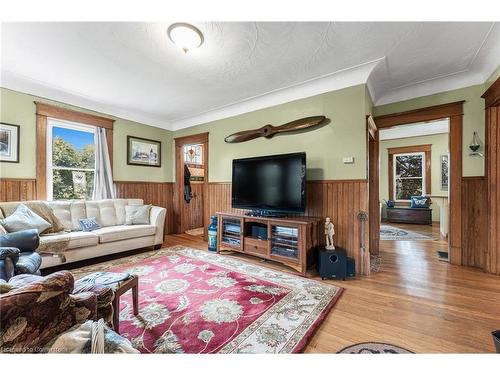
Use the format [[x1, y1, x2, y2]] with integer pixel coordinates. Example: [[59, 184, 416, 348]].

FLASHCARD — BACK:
[[393, 152, 426, 200], [46, 119, 96, 200]]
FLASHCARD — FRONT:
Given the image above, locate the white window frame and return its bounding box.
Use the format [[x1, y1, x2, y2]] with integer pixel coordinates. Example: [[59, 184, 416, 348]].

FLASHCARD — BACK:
[[46, 118, 96, 201], [393, 151, 426, 202]]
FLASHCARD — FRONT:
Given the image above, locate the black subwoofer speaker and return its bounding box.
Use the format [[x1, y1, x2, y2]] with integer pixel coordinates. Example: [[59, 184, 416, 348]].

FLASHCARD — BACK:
[[318, 248, 347, 280]]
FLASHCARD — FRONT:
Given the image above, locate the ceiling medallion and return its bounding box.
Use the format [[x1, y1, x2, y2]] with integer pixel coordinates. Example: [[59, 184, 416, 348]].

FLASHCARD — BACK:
[[167, 23, 204, 53]]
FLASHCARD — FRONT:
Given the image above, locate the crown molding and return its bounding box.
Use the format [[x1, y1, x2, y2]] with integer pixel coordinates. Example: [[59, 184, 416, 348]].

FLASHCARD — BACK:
[[0, 70, 171, 130], [168, 58, 384, 130], [374, 70, 485, 106]]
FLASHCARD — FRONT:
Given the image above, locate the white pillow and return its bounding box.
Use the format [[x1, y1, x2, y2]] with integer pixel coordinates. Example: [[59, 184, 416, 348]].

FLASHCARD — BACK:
[[0, 203, 52, 234], [125, 205, 152, 225]]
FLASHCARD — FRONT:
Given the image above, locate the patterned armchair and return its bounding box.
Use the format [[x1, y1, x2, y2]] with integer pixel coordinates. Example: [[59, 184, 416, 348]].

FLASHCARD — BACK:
[[0, 271, 114, 353]]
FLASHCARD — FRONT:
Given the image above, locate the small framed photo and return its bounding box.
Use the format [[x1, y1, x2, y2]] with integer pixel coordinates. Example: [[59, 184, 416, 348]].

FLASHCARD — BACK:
[[440, 154, 449, 191], [0, 123, 20, 163], [127, 135, 161, 167]]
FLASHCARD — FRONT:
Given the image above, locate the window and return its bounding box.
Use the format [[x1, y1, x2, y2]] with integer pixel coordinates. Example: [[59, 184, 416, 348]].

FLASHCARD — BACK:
[[183, 144, 203, 166], [393, 152, 426, 200], [47, 119, 96, 200]]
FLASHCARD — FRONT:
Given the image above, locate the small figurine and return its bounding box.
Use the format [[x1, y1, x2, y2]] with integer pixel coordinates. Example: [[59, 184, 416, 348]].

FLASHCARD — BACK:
[[324, 217, 335, 250]]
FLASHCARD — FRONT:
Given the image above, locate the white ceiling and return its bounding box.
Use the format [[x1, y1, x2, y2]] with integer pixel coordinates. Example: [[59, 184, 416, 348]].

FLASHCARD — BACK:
[[1, 22, 499, 130]]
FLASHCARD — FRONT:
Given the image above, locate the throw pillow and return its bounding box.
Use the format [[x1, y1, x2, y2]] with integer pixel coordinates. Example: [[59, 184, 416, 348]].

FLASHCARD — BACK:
[[79, 217, 101, 232], [0, 224, 7, 234], [410, 196, 430, 208], [0, 204, 52, 234], [125, 205, 152, 225], [0, 203, 51, 234], [0, 202, 65, 234]]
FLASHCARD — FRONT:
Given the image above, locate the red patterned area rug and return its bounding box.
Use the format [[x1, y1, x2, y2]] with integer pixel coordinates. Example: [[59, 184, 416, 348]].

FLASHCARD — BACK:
[[72, 246, 343, 353]]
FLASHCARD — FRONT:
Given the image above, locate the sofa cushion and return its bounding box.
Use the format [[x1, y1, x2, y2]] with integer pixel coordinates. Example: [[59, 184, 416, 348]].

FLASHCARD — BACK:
[[78, 217, 101, 232], [85, 200, 117, 227], [0, 201, 65, 234], [93, 225, 156, 244], [46, 201, 87, 231], [15, 252, 42, 275], [125, 205, 152, 225], [40, 231, 99, 250], [0, 204, 52, 234]]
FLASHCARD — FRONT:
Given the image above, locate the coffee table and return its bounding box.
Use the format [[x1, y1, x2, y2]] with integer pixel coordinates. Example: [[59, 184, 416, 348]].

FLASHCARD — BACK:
[[77, 272, 139, 334]]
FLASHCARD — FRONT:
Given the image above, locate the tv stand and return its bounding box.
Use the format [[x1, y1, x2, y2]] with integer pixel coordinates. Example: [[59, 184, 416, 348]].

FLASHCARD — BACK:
[[246, 210, 287, 218], [216, 212, 321, 275]]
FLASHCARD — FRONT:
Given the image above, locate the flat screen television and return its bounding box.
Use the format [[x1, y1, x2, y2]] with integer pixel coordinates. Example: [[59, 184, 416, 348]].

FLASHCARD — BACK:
[[232, 152, 306, 214]]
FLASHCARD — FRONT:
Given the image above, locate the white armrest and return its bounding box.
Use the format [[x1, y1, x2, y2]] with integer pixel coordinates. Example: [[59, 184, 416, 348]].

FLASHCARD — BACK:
[[150, 206, 166, 245]]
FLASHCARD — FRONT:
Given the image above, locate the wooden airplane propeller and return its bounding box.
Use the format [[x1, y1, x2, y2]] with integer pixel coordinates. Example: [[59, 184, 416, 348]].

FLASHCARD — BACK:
[[224, 115, 328, 143]]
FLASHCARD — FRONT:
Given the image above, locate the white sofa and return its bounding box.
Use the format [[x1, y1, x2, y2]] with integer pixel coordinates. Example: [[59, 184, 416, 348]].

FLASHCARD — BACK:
[[0, 199, 166, 269]]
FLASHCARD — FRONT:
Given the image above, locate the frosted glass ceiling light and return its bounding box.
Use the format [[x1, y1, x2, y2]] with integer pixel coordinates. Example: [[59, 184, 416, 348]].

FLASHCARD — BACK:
[[168, 23, 204, 53]]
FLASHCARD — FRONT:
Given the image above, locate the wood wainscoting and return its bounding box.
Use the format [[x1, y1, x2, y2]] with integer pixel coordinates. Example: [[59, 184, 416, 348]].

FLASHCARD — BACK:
[[0, 178, 37, 202], [114, 181, 175, 235], [461, 177, 487, 269], [207, 180, 370, 275]]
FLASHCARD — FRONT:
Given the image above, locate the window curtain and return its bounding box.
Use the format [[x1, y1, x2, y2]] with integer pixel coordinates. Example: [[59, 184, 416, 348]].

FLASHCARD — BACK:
[[92, 127, 115, 200]]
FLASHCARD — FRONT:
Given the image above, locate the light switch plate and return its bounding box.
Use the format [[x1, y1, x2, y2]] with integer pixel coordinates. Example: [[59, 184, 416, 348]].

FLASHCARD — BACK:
[[343, 156, 355, 164]]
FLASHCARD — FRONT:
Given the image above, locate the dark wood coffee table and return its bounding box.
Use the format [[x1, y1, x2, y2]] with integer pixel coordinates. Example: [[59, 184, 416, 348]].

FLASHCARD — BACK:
[[111, 274, 139, 333]]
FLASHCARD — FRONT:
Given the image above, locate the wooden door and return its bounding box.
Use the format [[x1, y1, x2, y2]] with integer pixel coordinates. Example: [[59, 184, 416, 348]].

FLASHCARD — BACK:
[[483, 78, 500, 274], [174, 133, 209, 237], [367, 116, 380, 255]]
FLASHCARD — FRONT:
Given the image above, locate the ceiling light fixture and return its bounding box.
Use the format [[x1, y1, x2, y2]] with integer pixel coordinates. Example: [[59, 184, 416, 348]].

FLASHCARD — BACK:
[[167, 23, 204, 53]]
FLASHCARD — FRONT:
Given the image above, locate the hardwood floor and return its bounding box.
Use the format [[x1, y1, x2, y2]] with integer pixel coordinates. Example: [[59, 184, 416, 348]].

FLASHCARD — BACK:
[[168, 232, 500, 353]]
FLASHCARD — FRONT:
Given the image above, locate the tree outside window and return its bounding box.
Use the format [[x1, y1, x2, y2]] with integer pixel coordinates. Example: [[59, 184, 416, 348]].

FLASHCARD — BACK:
[[394, 152, 425, 200], [48, 121, 96, 200]]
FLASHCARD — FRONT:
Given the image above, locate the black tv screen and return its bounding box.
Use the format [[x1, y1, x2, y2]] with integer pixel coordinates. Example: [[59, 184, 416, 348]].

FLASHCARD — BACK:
[[232, 152, 306, 213]]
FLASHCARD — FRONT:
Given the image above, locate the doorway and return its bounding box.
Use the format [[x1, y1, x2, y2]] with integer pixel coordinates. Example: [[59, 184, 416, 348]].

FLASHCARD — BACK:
[[174, 133, 209, 238], [369, 101, 464, 265]]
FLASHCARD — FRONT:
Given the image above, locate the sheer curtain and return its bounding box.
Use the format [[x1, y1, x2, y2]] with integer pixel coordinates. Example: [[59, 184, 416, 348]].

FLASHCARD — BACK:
[[92, 127, 115, 200]]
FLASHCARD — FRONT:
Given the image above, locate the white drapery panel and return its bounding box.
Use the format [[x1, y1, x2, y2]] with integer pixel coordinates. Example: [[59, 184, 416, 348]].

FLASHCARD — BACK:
[[92, 127, 115, 200]]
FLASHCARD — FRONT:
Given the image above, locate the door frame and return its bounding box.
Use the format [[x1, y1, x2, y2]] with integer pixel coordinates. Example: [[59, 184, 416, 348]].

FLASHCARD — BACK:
[[367, 115, 380, 255], [174, 132, 209, 239], [372, 101, 464, 265]]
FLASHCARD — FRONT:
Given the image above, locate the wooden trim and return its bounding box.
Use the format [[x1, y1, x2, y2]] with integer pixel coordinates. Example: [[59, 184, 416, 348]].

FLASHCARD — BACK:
[[482, 77, 500, 108], [113, 180, 173, 184], [367, 116, 380, 256], [35, 102, 114, 129], [462, 176, 486, 181], [208, 179, 369, 185], [387, 144, 431, 154], [449, 114, 462, 265], [388, 144, 432, 200], [174, 132, 209, 145], [0, 178, 37, 202], [371, 101, 463, 266], [174, 133, 209, 237], [374, 101, 465, 129], [35, 103, 114, 199], [36, 114, 47, 200]]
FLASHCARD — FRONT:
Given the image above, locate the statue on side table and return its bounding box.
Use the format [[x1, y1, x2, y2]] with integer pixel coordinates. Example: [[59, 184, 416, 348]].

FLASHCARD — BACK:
[[324, 217, 335, 250]]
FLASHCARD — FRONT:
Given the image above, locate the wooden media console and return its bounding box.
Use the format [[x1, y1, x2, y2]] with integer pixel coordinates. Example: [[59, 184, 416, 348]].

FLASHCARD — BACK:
[[216, 212, 322, 275]]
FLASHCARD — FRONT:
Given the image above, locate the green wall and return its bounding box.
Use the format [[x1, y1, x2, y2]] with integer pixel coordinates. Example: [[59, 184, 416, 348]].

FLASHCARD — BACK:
[[374, 84, 485, 177], [173, 84, 370, 182], [485, 65, 500, 89], [379, 133, 449, 221], [0, 88, 173, 182]]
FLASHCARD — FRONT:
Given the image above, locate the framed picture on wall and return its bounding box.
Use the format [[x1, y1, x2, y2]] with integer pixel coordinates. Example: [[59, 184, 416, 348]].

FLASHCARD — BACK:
[[440, 154, 449, 191], [127, 135, 161, 167], [0, 122, 20, 163]]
